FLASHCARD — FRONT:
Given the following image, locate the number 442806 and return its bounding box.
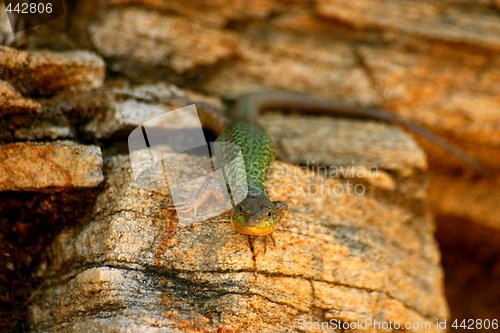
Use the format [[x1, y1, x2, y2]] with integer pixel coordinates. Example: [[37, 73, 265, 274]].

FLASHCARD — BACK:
[[5, 2, 53, 14], [452, 319, 498, 330]]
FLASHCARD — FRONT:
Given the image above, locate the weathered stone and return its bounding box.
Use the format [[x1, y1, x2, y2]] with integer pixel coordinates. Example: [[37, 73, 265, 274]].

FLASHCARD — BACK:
[[359, 46, 500, 172], [203, 38, 378, 105], [0, 101, 73, 142], [316, 0, 500, 51], [108, 0, 280, 27], [0, 46, 105, 96], [0, 188, 102, 333], [28, 130, 446, 331], [85, 99, 170, 139], [1, 116, 73, 141], [80, 0, 499, 174], [1, 0, 498, 329], [0, 141, 103, 191], [261, 113, 427, 178], [90, 8, 238, 78], [73, 82, 224, 139], [0, 80, 42, 115]]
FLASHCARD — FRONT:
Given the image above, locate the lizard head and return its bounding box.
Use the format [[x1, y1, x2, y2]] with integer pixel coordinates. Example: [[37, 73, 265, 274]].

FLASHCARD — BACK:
[[231, 196, 287, 236]]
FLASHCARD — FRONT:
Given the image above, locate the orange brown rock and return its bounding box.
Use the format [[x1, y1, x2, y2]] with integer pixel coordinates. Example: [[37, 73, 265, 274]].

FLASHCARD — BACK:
[[0, 141, 103, 191], [0, 46, 105, 96]]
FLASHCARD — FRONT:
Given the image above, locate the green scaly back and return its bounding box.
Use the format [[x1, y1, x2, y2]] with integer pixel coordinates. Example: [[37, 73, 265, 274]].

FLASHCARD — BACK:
[[215, 122, 274, 197]]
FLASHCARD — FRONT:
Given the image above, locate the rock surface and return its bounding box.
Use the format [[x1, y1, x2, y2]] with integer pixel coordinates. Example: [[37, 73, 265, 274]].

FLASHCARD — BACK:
[[0, 141, 103, 191], [0, 80, 41, 115], [1, 0, 498, 330], [316, 0, 500, 51], [0, 47, 105, 95], [358, 46, 500, 172], [28, 151, 446, 332], [90, 8, 238, 82], [77, 82, 223, 140], [78, 0, 500, 173]]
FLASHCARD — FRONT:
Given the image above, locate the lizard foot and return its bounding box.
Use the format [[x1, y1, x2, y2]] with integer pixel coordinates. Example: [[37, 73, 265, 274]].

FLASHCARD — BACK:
[[169, 177, 227, 217]]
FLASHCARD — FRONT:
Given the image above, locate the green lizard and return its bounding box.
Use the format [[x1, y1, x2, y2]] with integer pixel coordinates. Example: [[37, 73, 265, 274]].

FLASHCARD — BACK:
[[173, 91, 486, 236]]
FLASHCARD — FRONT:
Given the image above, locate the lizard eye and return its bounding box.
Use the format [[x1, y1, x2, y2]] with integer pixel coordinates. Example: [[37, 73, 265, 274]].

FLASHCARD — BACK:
[[267, 211, 272, 217]]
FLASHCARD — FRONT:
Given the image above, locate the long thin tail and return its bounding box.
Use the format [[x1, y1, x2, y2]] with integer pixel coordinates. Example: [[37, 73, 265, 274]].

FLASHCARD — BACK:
[[233, 91, 489, 175]]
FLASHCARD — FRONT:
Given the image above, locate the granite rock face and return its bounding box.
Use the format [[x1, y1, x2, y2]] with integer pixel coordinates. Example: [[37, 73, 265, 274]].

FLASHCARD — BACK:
[[0, 46, 106, 142], [0, 47, 105, 96], [0, 141, 103, 191], [64, 0, 500, 173], [90, 8, 238, 82], [316, 0, 500, 51], [0, 47, 106, 331], [28, 152, 446, 332], [0, 80, 42, 116], [1, 0, 499, 330]]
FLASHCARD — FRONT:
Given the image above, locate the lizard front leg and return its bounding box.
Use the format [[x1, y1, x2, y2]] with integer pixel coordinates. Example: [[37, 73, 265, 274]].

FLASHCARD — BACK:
[[170, 177, 227, 217]]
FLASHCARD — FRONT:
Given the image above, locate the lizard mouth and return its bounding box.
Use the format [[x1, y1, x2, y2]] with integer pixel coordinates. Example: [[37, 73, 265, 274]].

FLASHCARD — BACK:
[[231, 200, 287, 236], [231, 208, 276, 236], [231, 219, 276, 236]]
